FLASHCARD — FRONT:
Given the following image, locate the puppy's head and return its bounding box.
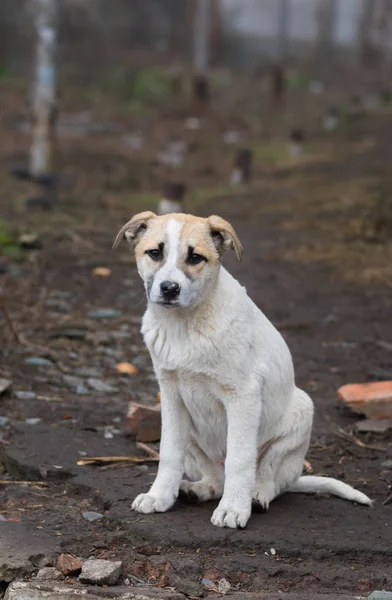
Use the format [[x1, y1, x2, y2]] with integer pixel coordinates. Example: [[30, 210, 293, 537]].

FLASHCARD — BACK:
[[113, 212, 242, 308]]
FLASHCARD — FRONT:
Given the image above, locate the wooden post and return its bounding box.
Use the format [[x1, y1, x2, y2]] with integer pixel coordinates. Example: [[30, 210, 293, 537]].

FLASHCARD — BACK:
[[230, 149, 253, 185], [357, 0, 376, 68], [158, 182, 187, 215], [193, 0, 211, 73], [288, 129, 305, 158], [29, 0, 57, 180], [192, 0, 211, 114], [315, 0, 338, 76], [276, 0, 290, 64]]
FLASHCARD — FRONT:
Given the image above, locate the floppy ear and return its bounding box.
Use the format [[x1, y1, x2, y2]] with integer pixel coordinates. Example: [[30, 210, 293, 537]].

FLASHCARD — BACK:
[[207, 215, 243, 261], [112, 211, 156, 249]]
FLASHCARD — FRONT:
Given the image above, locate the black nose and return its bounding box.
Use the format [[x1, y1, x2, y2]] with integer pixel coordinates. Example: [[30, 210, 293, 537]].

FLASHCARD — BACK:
[[160, 280, 180, 299]]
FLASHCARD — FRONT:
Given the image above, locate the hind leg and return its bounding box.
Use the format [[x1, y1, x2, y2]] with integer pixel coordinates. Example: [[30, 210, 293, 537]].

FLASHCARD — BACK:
[[180, 442, 224, 502], [253, 388, 313, 510]]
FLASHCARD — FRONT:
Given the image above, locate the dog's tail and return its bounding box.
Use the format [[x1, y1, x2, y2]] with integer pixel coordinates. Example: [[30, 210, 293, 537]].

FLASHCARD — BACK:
[[288, 476, 372, 506]]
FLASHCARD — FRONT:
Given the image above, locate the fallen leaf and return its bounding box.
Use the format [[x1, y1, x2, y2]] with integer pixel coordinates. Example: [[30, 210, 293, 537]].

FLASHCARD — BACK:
[[93, 267, 111, 277], [116, 362, 139, 376]]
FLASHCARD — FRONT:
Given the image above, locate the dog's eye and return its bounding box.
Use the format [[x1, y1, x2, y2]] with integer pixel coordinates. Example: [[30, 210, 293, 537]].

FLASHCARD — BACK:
[[188, 253, 206, 266], [146, 249, 162, 261]]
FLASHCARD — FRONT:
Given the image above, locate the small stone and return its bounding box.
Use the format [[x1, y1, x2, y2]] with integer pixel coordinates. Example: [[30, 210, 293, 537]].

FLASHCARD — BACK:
[[56, 554, 83, 576], [18, 232, 41, 249], [79, 559, 122, 586], [82, 511, 103, 523], [270, 547, 276, 556], [49, 327, 87, 340], [355, 418, 392, 433], [75, 367, 101, 377], [127, 402, 161, 442], [63, 375, 85, 389], [184, 117, 200, 130], [87, 378, 118, 393], [134, 464, 149, 473], [24, 357, 54, 367], [25, 418, 41, 425], [0, 378, 12, 395], [382, 460, 392, 469], [44, 299, 71, 313], [15, 391, 36, 401], [87, 308, 122, 319], [218, 578, 231, 594], [76, 385, 89, 395], [51, 291, 72, 299], [36, 567, 64, 581]]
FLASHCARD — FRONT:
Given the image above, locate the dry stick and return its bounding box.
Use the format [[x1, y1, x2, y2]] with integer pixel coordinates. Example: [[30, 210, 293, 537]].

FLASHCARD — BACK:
[[336, 427, 386, 452], [0, 481, 48, 486], [0, 293, 24, 344], [77, 456, 159, 467], [136, 442, 160, 460], [383, 493, 392, 506]]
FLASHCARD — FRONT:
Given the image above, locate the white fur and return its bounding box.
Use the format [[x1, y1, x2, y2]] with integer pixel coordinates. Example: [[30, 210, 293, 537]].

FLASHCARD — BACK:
[[131, 223, 372, 529]]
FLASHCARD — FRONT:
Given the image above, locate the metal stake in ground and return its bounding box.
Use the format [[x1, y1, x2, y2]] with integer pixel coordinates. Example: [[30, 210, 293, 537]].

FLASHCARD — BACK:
[[231, 149, 253, 185], [29, 0, 57, 181], [158, 183, 187, 215]]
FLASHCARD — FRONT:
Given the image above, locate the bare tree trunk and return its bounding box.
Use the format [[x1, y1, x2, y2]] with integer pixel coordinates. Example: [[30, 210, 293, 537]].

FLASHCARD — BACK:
[[315, 0, 338, 76], [276, 0, 290, 64], [29, 0, 57, 179], [193, 0, 211, 73], [357, 0, 376, 68]]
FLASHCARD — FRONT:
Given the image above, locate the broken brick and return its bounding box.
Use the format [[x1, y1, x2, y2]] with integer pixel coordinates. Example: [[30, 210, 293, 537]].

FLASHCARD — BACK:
[[127, 402, 161, 442], [56, 554, 82, 576], [338, 381, 392, 419]]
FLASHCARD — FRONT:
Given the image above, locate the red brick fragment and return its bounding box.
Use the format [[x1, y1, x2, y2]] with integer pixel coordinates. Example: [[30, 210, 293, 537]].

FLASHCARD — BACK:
[[338, 381, 392, 419], [56, 554, 82, 576], [127, 402, 161, 442]]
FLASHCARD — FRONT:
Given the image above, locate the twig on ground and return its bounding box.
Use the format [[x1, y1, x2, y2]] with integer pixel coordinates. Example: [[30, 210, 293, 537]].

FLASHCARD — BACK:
[[336, 427, 386, 452], [65, 228, 97, 251], [383, 493, 392, 506], [0, 291, 24, 344], [0, 480, 48, 486], [136, 442, 160, 459], [77, 456, 159, 466]]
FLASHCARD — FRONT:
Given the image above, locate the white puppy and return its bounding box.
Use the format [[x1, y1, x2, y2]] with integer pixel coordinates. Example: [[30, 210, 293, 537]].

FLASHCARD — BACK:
[[113, 212, 372, 529]]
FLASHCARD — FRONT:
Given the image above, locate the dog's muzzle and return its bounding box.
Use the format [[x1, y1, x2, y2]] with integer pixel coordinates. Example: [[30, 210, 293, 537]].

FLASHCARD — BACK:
[[160, 280, 180, 301]]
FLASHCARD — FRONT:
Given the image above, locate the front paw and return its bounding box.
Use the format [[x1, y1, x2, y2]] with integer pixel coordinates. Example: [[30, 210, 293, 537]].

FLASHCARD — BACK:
[[211, 504, 251, 529], [132, 492, 175, 514]]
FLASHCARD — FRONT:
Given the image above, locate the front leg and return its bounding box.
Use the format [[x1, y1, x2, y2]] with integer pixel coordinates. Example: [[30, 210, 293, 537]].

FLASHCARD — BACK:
[[211, 384, 261, 529], [132, 371, 190, 514]]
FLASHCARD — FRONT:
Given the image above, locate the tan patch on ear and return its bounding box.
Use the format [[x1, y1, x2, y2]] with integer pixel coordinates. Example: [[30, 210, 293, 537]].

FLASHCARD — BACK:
[[207, 215, 243, 260], [112, 211, 156, 249]]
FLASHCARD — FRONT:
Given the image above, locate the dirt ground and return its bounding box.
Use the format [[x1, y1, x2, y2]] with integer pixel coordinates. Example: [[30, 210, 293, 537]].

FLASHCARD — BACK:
[[0, 75, 392, 598]]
